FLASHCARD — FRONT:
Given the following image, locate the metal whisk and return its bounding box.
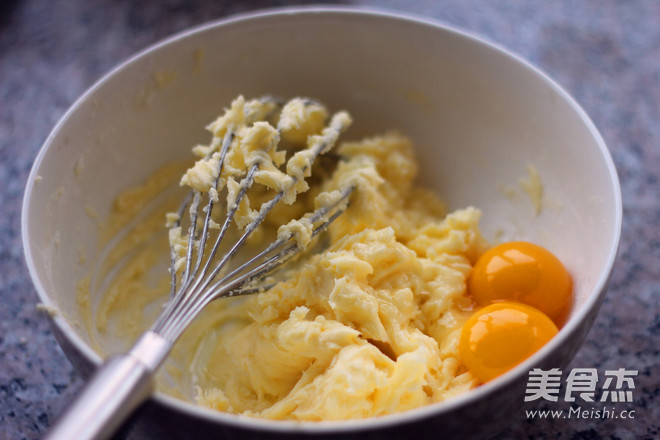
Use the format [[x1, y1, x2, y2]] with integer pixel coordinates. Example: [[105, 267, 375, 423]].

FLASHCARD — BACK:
[[46, 97, 355, 440]]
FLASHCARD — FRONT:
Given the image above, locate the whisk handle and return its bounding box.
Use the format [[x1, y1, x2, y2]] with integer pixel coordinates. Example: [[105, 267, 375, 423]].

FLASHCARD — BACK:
[[44, 332, 171, 440], [44, 354, 152, 440]]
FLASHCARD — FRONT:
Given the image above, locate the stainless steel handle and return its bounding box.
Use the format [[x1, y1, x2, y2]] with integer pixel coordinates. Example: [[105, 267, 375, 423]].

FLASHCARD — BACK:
[[44, 354, 152, 440], [44, 332, 171, 440]]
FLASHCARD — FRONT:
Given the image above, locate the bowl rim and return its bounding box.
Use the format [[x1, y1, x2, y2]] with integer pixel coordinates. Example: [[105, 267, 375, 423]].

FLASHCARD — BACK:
[[22, 4, 623, 434]]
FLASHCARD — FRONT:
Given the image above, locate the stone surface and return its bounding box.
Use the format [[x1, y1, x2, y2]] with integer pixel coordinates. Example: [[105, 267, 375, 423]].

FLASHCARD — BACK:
[[1, 1, 658, 439]]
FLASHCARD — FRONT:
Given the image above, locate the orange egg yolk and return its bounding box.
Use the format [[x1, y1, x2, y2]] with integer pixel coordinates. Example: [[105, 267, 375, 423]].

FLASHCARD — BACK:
[[468, 241, 572, 325], [459, 302, 558, 383]]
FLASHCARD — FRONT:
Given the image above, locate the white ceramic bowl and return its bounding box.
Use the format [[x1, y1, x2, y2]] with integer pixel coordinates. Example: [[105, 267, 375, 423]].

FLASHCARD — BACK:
[[22, 7, 621, 439]]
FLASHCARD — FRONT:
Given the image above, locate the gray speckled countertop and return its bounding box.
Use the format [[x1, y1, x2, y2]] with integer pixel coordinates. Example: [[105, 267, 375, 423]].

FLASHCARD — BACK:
[[1, 1, 658, 439]]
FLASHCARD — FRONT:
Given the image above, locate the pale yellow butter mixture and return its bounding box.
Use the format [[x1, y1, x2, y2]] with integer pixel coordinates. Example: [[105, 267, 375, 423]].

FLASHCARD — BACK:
[[89, 96, 487, 421]]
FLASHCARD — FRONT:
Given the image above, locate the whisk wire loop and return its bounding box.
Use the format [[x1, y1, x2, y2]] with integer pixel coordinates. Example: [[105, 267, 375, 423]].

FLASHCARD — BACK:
[[185, 131, 236, 289], [159, 186, 353, 341], [188, 161, 259, 298], [153, 99, 353, 343]]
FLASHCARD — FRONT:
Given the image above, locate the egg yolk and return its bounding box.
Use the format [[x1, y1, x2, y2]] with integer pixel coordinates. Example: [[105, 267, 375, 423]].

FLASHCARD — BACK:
[[468, 241, 572, 325], [459, 302, 558, 383]]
